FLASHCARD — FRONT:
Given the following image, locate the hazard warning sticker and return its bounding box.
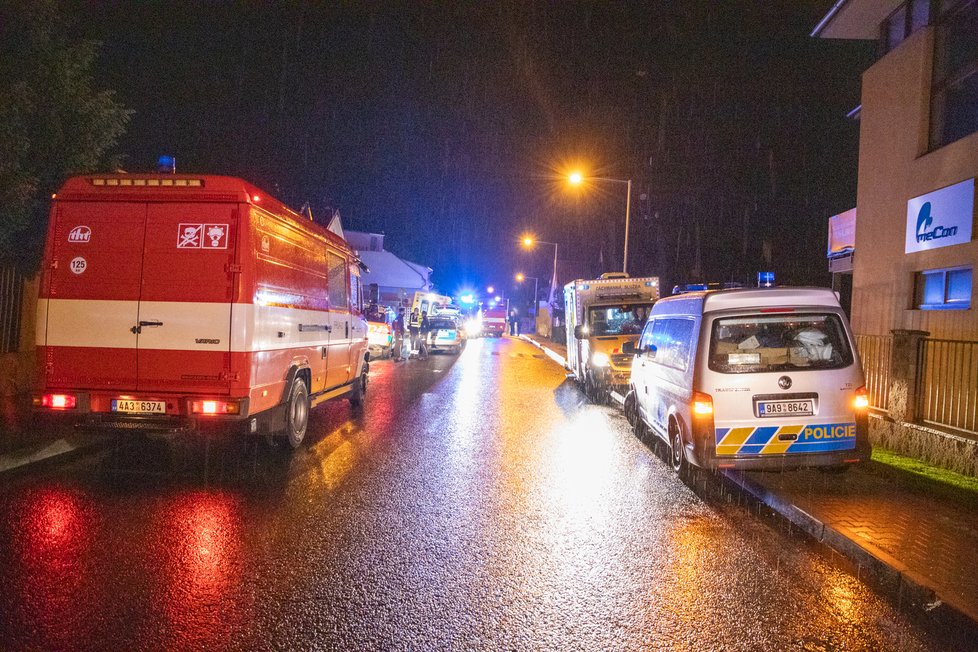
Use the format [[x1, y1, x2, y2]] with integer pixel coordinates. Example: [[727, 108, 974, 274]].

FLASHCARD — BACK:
[[177, 223, 228, 249]]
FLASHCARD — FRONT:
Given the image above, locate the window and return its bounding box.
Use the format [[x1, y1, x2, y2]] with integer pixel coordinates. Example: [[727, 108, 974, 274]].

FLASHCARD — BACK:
[[930, 1, 978, 148], [915, 266, 972, 309], [647, 318, 695, 372], [881, 0, 931, 54], [327, 252, 349, 311], [708, 314, 854, 373], [350, 270, 361, 312], [586, 303, 653, 336]]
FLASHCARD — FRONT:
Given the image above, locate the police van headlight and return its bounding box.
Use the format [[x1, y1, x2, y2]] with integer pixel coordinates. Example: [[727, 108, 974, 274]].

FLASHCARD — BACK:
[[591, 352, 611, 367]]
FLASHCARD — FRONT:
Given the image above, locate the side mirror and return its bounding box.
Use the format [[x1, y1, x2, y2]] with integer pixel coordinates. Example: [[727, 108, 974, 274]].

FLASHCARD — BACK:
[[622, 341, 636, 354], [645, 343, 657, 357], [574, 324, 587, 339]]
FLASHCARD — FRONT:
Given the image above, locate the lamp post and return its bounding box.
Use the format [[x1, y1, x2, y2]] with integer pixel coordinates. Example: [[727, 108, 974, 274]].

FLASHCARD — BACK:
[[520, 236, 559, 303], [568, 172, 632, 275], [515, 273, 540, 315]]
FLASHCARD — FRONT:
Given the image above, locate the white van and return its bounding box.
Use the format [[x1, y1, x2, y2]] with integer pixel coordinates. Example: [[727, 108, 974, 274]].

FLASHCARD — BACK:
[[624, 287, 871, 472]]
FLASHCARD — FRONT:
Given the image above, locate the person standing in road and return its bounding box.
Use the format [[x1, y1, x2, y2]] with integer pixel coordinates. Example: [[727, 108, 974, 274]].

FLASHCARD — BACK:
[[418, 310, 431, 359], [392, 307, 406, 361], [509, 309, 519, 336], [408, 308, 421, 354]]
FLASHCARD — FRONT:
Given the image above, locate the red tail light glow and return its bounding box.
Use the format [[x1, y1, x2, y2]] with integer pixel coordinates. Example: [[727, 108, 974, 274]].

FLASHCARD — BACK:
[[854, 386, 869, 410], [191, 400, 240, 415], [40, 394, 77, 409]]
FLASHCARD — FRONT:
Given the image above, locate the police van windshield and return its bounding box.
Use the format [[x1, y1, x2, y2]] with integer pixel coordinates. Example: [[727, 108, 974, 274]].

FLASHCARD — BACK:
[[587, 303, 652, 336], [708, 313, 854, 373]]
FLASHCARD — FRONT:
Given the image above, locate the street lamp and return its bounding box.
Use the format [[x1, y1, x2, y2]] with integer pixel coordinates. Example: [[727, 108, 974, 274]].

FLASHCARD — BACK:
[[515, 273, 540, 315], [519, 235, 559, 303], [568, 171, 632, 275]]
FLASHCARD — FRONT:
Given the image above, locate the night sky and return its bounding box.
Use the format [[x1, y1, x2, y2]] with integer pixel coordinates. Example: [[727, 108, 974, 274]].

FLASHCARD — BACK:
[[71, 1, 874, 297]]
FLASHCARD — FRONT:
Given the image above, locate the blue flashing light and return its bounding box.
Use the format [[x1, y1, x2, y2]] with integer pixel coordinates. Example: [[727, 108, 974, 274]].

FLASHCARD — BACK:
[[758, 271, 775, 288], [157, 155, 176, 174], [460, 293, 475, 304]]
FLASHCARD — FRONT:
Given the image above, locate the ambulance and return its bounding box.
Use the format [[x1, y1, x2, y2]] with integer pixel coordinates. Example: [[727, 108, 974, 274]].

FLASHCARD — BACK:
[[33, 173, 369, 449], [624, 287, 871, 472], [564, 273, 660, 402]]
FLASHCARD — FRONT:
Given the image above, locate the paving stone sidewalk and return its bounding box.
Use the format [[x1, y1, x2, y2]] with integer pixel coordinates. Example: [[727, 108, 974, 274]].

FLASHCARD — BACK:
[[521, 333, 978, 626]]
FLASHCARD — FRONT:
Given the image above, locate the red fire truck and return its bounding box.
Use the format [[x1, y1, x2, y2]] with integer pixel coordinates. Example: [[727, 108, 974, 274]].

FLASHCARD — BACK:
[[480, 303, 508, 337], [33, 173, 369, 449]]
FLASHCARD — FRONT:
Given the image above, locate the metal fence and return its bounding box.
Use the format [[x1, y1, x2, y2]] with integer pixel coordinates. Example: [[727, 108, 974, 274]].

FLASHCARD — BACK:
[[855, 334, 891, 410], [917, 338, 978, 435], [0, 266, 24, 355]]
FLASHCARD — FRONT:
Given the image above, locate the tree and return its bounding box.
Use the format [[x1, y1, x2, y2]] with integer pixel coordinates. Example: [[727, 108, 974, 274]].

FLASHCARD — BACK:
[[0, 1, 131, 271]]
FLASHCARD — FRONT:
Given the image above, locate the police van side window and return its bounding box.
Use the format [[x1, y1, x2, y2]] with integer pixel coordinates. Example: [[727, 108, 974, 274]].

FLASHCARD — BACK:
[[639, 320, 655, 350], [327, 252, 349, 311], [649, 318, 695, 372]]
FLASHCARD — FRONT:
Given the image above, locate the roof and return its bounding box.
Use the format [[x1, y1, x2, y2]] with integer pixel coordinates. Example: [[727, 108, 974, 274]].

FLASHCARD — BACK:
[[55, 174, 352, 253], [357, 249, 431, 290], [812, 0, 905, 38], [652, 287, 842, 315]]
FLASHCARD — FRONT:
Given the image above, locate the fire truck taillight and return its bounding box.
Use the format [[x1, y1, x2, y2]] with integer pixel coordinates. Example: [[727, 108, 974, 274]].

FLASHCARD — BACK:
[[191, 400, 241, 415], [37, 394, 77, 410]]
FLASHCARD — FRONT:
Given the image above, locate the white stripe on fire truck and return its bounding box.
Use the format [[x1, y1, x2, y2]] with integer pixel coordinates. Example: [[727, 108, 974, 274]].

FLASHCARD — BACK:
[[38, 299, 353, 352]]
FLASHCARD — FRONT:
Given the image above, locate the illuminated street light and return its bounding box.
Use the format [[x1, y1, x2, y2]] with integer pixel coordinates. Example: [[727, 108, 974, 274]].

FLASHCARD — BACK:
[[519, 234, 559, 303], [567, 171, 632, 274], [487, 286, 494, 294]]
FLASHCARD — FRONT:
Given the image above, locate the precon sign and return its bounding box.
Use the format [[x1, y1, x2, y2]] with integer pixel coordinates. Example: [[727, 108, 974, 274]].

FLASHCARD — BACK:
[[905, 178, 974, 253]]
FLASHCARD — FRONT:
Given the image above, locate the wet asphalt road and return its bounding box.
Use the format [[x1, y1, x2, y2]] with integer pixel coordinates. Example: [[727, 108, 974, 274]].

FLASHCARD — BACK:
[[0, 336, 954, 650]]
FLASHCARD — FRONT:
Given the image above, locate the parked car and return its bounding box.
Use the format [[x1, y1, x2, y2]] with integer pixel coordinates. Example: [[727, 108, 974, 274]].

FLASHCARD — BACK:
[[426, 317, 465, 354], [366, 304, 394, 359], [624, 287, 871, 473]]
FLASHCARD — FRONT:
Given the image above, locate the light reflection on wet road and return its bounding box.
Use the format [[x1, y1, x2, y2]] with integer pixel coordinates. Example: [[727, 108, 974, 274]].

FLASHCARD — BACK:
[[0, 337, 952, 650]]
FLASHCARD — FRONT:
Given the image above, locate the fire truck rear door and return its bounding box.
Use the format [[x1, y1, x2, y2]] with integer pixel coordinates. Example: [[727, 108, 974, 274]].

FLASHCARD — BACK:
[[43, 202, 144, 389], [136, 203, 237, 394]]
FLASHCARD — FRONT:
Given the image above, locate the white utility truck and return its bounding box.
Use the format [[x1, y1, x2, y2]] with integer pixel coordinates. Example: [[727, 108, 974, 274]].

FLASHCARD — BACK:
[[564, 273, 660, 402]]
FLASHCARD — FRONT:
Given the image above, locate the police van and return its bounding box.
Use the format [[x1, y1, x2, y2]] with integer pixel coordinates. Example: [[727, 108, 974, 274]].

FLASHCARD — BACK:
[[624, 287, 870, 472]]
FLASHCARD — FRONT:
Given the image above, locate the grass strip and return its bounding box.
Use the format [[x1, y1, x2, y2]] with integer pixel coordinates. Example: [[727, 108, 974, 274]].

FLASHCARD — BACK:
[[872, 447, 978, 497]]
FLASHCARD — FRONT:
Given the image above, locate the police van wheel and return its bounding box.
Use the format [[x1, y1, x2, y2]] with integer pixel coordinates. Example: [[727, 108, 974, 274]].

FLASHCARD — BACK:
[[282, 378, 310, 449], [669, 421, 686, 474]]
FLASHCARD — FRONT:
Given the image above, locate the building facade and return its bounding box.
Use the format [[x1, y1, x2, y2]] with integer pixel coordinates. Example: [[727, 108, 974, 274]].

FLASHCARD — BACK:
[[816, 0, 978, 472]]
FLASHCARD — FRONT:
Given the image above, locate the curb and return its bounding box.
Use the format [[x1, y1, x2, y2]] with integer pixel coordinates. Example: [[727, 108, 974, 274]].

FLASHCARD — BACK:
[[0, 434, 107, 476], [519, 335, 568, 368], [722, 468, 978, 631]]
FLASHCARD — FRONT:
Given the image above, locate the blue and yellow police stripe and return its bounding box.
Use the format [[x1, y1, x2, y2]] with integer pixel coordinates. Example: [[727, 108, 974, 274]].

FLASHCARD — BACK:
[[715, 423, 857, 456]]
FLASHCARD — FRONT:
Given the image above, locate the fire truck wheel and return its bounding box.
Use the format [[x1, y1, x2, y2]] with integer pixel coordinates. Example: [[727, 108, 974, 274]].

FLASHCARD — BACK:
[[349, 369, 368, 408], [283, 378, 310, 449]]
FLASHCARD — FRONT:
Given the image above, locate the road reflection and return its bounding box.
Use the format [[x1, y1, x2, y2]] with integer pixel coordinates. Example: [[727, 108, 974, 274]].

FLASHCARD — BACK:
[[5, 487, 95, 648], [151, 490, 247, 646]]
